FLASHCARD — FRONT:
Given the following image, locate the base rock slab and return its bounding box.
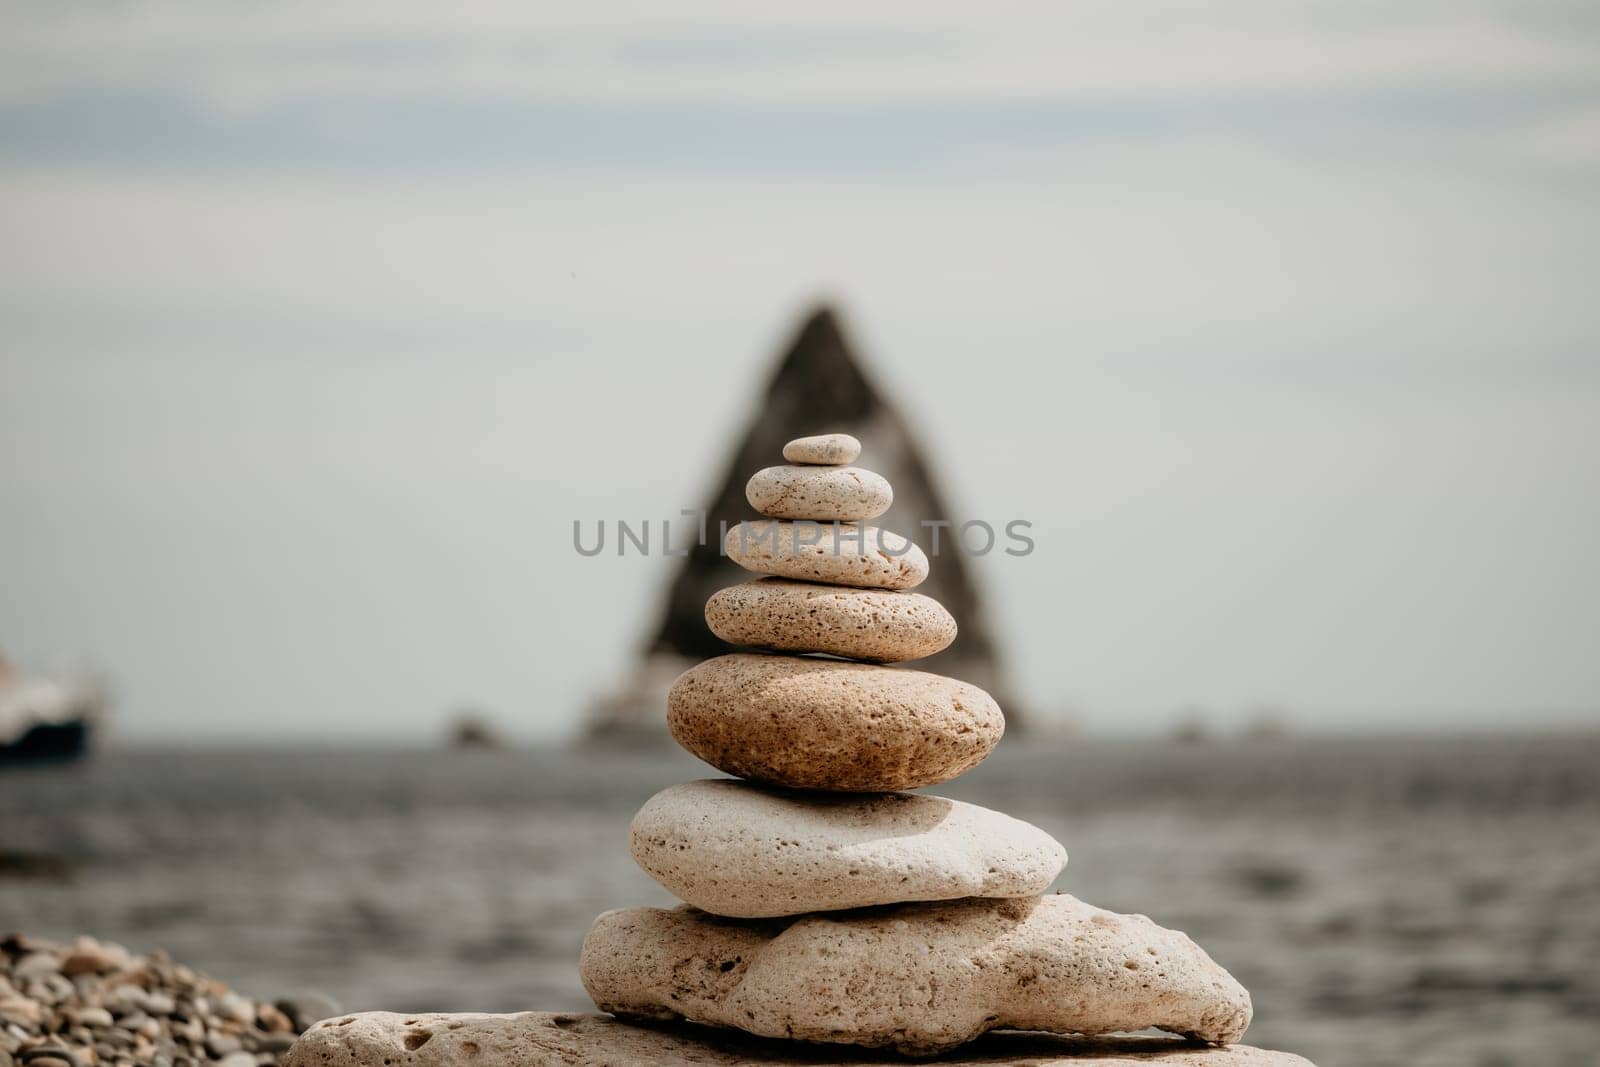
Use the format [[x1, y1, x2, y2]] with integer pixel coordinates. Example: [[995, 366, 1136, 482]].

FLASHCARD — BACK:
[[283, 1011, 1313, 1066]]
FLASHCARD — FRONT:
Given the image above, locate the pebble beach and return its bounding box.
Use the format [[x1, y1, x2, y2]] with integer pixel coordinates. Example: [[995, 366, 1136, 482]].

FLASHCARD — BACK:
[[0, 933, 334, 1067]]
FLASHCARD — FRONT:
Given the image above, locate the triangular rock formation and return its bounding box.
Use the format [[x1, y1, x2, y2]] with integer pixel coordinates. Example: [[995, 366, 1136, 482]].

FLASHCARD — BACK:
[[587, 306, 1010, 738]]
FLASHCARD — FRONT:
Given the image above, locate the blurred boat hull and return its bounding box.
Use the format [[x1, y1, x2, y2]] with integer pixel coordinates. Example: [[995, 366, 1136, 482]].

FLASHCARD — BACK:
[[0, 718, 90, 766]]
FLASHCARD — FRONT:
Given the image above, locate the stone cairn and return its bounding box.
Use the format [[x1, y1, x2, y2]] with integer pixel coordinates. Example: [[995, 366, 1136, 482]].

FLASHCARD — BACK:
[[282, 432, 1308, 1064], [576, 433, 1258, 1056]]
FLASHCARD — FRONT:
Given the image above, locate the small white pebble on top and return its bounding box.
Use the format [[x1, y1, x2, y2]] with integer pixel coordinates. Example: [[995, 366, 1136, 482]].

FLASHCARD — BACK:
[[782, 433, 861, 466]]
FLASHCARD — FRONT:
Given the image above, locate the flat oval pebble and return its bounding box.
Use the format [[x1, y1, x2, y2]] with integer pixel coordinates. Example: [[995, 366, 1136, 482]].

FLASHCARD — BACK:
[[629, 779, 1066, 917], [667, 653, 1003, 792], [781, 433, 861, 465], [706, 578, 955, 662], [580, 894, 1254, 1055], [745, 465, 892, 522], [724, 520, 928, 589]]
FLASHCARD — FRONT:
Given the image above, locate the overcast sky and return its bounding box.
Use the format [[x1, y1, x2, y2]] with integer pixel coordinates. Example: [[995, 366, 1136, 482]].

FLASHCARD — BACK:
[[2, 1, 1598, 741]]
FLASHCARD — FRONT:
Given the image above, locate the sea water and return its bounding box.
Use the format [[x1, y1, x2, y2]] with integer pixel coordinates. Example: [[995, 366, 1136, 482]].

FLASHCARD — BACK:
[[3, 734, 1597, 1067]]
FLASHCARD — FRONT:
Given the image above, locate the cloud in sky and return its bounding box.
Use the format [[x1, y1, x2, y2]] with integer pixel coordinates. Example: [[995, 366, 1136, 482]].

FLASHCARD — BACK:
[[3, 1, 1598, 108], [1, 0, 1598, 174], [1, 2, 1597, 739]]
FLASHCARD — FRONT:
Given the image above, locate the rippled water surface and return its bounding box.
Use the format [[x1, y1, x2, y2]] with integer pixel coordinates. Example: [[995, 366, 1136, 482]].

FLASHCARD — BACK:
[[3, 734, 1598, 1067]]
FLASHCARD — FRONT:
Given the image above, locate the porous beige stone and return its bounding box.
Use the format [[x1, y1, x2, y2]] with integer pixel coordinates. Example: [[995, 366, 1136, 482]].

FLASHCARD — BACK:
[[746, 465, 892, 522], [705, 578, 956, 662], [629, 779, 1066, 917], [667, 653, 1003, 792], [782, 433, 862, 465], [283, 1011, 1314, 1066], [580, 895, 1254, 1055], [724, 520, 928, 590]]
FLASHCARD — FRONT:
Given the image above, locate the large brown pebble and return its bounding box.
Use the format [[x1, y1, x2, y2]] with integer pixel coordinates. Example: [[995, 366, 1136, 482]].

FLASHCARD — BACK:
[[580, 895, 1254, 1055], [666, 653, 1002, 792], [705, 578, 955, 662], [282, 1010, 1314, 1066], [745, 465, 892, 521], [724, 520, 928, 589]]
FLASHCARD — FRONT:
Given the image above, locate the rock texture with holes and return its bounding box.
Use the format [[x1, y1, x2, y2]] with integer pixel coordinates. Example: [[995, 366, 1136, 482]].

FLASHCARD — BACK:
[[629, 779, 1065, 917], [283, 1011, 1313, 1066], [705, 578, 956, 662], [724, 520, 929, 589], [667, 653, 1002, 792], [745, 465, 893, 522], [580, 895, 1253, 1055]]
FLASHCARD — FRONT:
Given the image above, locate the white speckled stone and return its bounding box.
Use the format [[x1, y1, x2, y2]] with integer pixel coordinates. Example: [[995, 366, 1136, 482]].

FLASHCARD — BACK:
[[580, 895, 1254, 1055], [283, 1011, 1315, 1066], [705, 578, 955, 662], [724, 520, 928, 589], [745, 466, 892, 522], [629, 779, 1066, 917], [782, 433, 862, 465]]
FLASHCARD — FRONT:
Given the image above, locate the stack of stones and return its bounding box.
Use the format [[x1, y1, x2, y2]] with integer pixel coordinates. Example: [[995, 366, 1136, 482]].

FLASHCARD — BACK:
[[282, 432, 1309, 1066], [577, 434, 1259, 1056]]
